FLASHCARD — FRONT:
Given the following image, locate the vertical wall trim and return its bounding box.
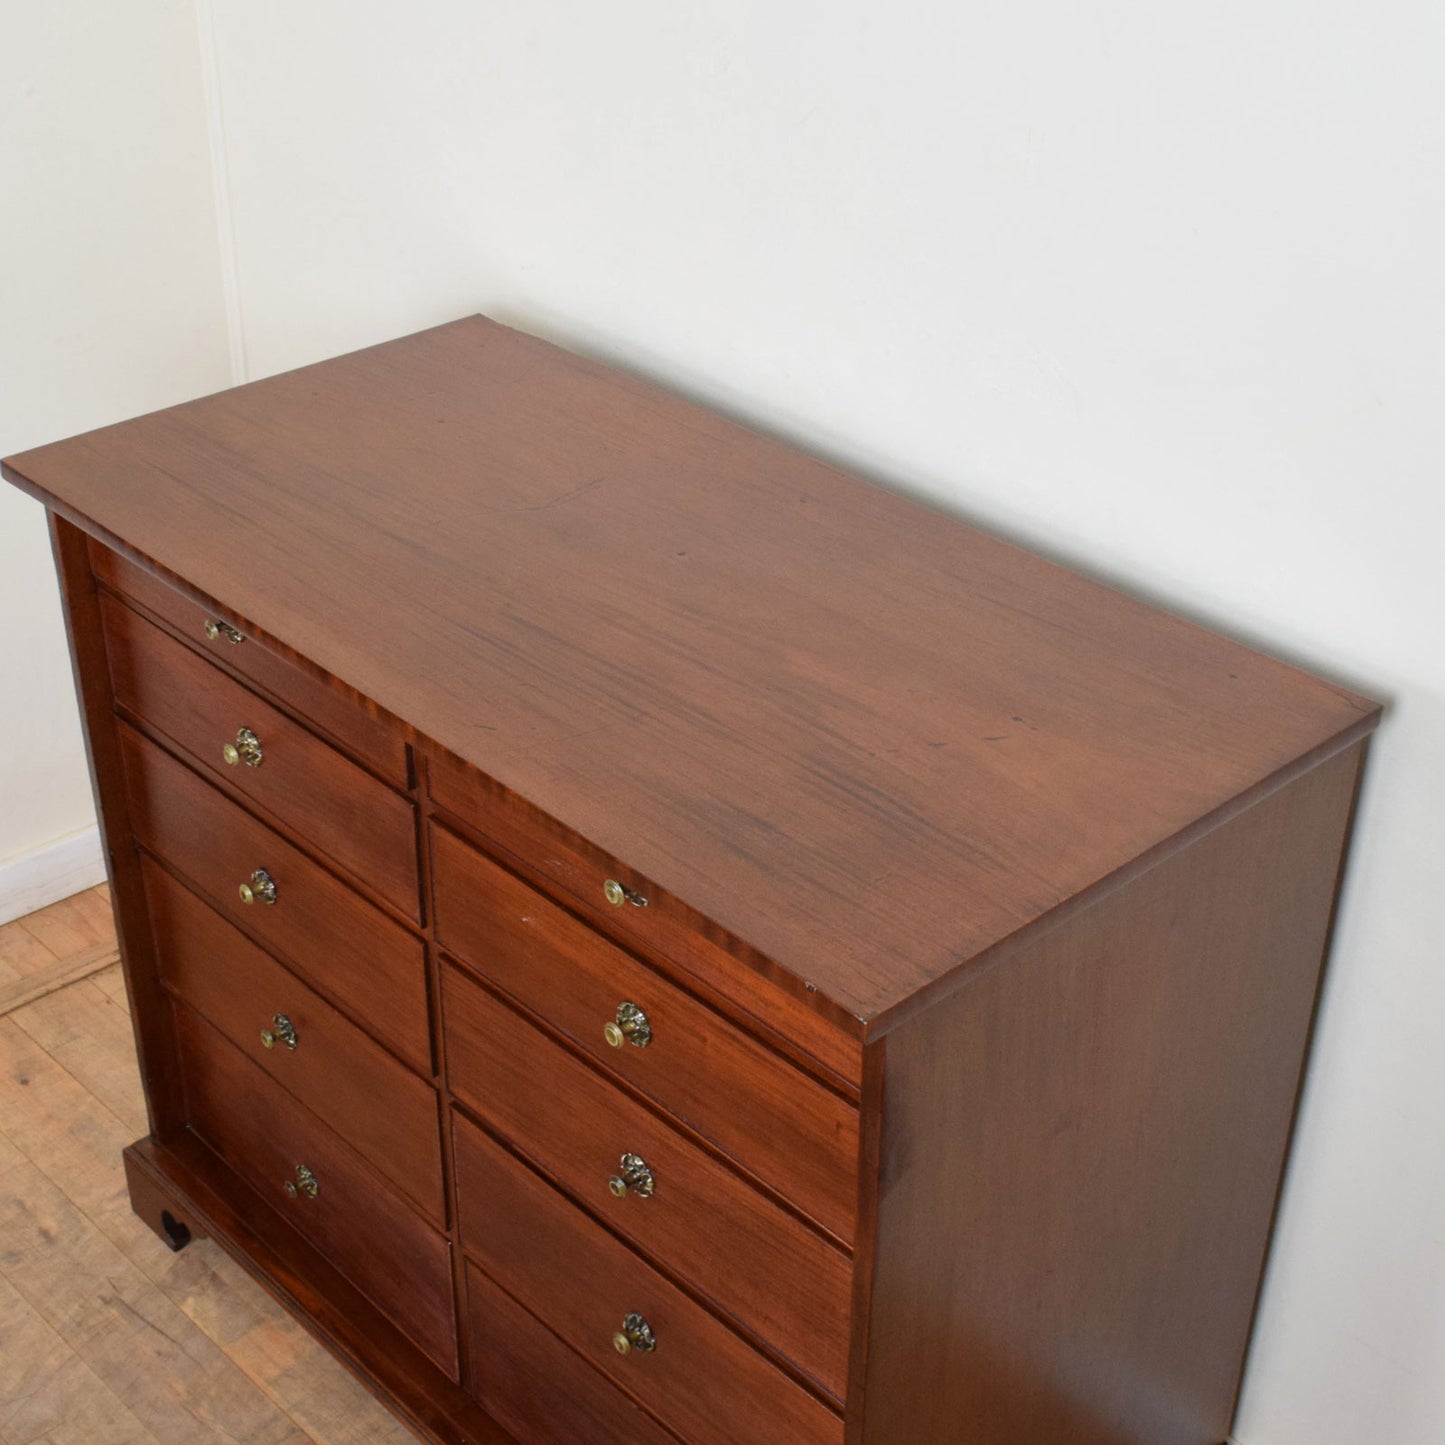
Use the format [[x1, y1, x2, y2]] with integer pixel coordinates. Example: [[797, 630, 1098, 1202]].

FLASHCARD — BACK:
[[195, 0, 247, 384]]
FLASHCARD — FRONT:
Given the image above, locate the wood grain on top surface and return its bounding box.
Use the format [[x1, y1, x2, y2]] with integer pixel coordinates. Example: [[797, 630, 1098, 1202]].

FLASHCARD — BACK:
[[3, 316, 1378, 1031]]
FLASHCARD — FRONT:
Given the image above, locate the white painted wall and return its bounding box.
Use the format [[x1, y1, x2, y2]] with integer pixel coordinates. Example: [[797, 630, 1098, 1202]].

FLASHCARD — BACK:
[[0, 2, 233, 919], [0, 0, 1439, 1437]]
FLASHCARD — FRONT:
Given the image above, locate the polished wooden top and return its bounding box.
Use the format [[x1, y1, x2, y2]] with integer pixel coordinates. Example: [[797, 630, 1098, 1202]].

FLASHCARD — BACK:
[[4, 317, 1378, 1032]]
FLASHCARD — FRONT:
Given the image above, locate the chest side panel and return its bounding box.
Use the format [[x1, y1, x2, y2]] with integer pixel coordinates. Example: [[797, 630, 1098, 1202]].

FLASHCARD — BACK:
[[857, 742, 1366, 1445]]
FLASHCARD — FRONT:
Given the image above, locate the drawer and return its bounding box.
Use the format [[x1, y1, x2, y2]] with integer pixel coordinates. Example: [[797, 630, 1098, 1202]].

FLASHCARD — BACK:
[[147, 858, 444, 1226], [103, 592, 419, 916], [433, 826, 859, 1244], [465, 1264, 681, 1445], [443, 963, 850, 1400], [120, 724, 431, 1073], [174, 1002, 457, 1378], [453, 1115, 843, 1445], [428, 747, 863, 1092], [90, 540, 409, 782]]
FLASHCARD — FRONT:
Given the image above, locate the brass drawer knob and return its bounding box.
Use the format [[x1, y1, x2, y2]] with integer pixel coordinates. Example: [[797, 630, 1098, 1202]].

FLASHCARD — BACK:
[[603, 1001, 652, 1050], [239, 868, 277, 907], [222, 726, 264, 768], [612, 1312, 656, 1357], [283, 1164, 319, 1200], [603, 878, 648, 909], [260, 1013, 298, 1051], [204, 618, 245, 645], [608, 1152, 655, 1199]]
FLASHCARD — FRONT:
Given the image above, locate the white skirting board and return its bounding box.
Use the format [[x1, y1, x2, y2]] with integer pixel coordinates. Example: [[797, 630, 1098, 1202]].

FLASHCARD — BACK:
[[0, 827, 107, 926]]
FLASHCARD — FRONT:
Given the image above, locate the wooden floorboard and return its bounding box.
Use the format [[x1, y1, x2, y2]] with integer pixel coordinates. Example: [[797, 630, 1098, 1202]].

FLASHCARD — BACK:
[[0, 1272, 159, 1445], [0, 946, 123, 1022], [0, 888, 122, 1016], [0, 896, 420, 1444], [17, 886, 116, 962], [0, 926, 56, 993]]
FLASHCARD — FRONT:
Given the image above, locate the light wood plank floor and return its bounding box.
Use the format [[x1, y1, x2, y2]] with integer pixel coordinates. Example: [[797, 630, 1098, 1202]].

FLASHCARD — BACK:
[[0, 888, 420, 1444]]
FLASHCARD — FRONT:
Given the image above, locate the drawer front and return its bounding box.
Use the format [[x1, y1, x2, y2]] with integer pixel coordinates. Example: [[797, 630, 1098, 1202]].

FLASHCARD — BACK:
[[428, 748, 863, 1092], [175, 1003, 457, 1378], [466, 1265, 681, 1445], [90, 541, 409, 782], [454, 1116, 843, 1445], [433, 826, 859, 1244], [104, 592, 419, 916], [443, 963, 850, 1400], [147, 859, 444, 1225], [121, 725, 431, 1073]]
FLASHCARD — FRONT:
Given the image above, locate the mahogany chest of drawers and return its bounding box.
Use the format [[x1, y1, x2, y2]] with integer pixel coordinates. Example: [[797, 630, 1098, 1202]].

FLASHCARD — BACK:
[[3, 317, 1378, 1444]]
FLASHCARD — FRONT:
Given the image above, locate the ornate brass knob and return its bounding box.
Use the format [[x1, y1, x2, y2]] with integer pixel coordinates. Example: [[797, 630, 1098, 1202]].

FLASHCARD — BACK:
[[608, 1152, 655, 1200], [260, 1013, 298, 1051], [221, 726, 263, 768], [611, 1312, 656, 1357], [204, 618, 245, 645], [603, 878, 648, 908], [283, 1164, 319, 1200], [239, 868, 277, 907], [603, 1001, 652, 1050]]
